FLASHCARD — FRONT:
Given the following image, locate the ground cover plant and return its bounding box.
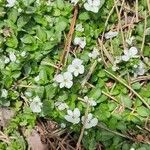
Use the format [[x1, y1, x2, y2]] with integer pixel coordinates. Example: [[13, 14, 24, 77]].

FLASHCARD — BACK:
[[0, 0, 150, 149]]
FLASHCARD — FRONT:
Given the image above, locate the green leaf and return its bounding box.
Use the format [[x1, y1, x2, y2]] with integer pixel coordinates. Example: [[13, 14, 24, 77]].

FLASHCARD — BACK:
[[89, 88, 101, 99], [22, 0, 35, 6], [36, 26, 47, 42], [21, 34, 34, 44], [6, 35, 18, 48], [79, 12, 90, 21], [8, 9, 18, 23], [137, 106, 150, 117], [17, 15, 31, 29]]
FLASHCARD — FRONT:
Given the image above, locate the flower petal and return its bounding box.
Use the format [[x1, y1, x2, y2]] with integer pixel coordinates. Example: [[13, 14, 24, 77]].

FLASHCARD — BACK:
[[74, 108, 80, 117], [129, 47, 138, 57], [60, 82, 65, 88], [63, 72, 73, 80], [54, 74, 63, 83], [65, 80, 73, 89]]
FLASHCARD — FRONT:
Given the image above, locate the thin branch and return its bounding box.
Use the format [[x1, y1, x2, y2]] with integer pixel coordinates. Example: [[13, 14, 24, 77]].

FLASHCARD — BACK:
[[57, 5, 78, 74]]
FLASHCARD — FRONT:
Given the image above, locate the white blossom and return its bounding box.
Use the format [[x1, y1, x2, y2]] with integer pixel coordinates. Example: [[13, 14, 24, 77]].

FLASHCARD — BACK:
[[74, 37, 86, 49], [34, 75, 40, 82], [84, 0, 101, 13], [9, 52, 16, 62], [88, 48, 99, 59], [81, 113, 98, 129], [71, 0, 79, 5], [122, 47, 138, 61], [55, 101, 69, 111], [67, 58, 84, 77], [104, 31, 118, 39], [84, 96, 97, 106], [1, 89, 8, 98], [54, 72, 73, 88], [75, 24, 84, 32], [64, 108, 80, 124], [134, 62, 145, 77], [126, 36, 135, 45], [30, 96, 43, 113], [6, 0, 16, 7], [4, 56, 10, 64], [21, 51, 26, 57]]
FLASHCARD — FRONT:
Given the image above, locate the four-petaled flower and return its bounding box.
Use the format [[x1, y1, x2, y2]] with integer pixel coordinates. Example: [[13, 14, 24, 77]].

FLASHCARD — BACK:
[[74, 37, 86, 49], [104, 31, 118, 39], [55, 101, 69, 111], [88, 48, 99, 59], [84, 0, 101, 13], [30, 96, 43, 113], [64, 108, 80, 124], [6, 0, 16, 7], [122, 47, 138, 61], [81, 113, 98, 129], [67, 58, 84, 77], [54, 72, 73, 88], [84, 96, 97, 106]]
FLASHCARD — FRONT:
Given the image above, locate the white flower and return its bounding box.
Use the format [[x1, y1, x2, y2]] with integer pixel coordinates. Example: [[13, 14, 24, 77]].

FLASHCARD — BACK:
[[54, 72, 73, 88], [126, 36, 135, 45], [75, 24, 84, 32], [104, 31, 118, 39], [134, 62, 145, 77], [84, 96, 97, 106], [34, 75, 40, 82], [64, 108, 80, 124], [55, 101, 69, 110], [9, 52, 16, 62], [6, 0, 16, 7], [4, 56, 10, 64], [21, 51, 26, 57], [1, 89, 8, 98], [122, 47, 138, 61], [84, 0, 101, 13], [74, 37, 86, 49], [81, 113, 98, 129], [67, 58, 84, 77], [71, 0, 79, 5], [30, 96, 43, 113], [88, 48, 99, 59]]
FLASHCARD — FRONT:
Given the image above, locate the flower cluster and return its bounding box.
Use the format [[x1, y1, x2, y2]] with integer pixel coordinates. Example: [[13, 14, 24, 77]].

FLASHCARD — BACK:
[[64, 108, 98, 129], [54, 58, 84, 89]]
